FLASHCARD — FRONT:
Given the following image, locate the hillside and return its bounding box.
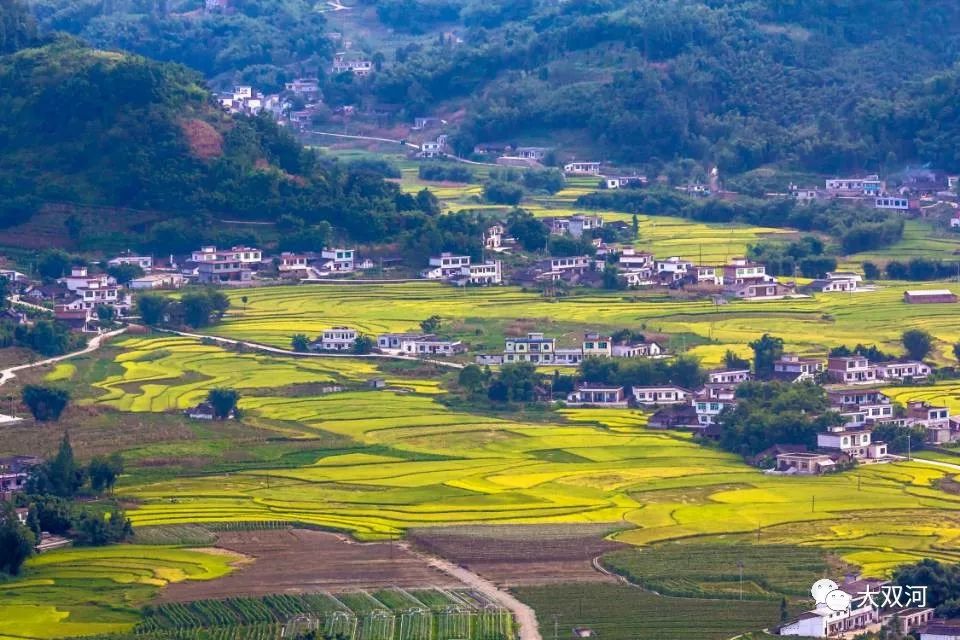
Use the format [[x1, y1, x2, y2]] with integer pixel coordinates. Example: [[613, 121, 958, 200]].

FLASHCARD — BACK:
[[29, 0, 330, 89], [0, 36, 427, 249], [360, 0, 960, 176]]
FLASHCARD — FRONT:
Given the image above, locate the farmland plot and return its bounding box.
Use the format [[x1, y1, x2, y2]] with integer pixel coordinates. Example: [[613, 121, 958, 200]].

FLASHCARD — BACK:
[[75, 339, 960, 578], [214, 283, 960, 365]]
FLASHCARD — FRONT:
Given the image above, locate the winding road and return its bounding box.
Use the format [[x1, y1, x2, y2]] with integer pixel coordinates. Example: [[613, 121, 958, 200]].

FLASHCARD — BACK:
[[0, 327, 128, 387]]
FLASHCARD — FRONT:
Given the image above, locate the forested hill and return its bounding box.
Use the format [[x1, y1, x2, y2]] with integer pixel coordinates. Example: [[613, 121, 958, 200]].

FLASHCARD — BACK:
[[0, 35, 422, 245], [369, 0, 960, 174], [29, 0, 329, 89]]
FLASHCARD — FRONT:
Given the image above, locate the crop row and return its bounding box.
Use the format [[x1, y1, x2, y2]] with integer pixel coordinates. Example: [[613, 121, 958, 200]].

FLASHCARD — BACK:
[[137, 592, 512, 640]]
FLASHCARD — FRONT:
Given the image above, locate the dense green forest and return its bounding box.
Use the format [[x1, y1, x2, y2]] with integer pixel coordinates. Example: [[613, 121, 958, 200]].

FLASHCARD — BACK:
[[29, 0, 329, 88], [366, 0, 960, 174], [22, 0, 960, 174]]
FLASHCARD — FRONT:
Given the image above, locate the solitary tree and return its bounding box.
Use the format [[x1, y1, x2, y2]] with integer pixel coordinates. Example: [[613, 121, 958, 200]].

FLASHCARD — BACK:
[[22, 385, 70, 421], [420, 315, 441, 333], [902, 329, 933, 361], [954, 342, 960, 363], [291, 334, 310, 352], [88, 453, 123, 493], [207, 388, 239, 420], [240, 295, 248, 311]]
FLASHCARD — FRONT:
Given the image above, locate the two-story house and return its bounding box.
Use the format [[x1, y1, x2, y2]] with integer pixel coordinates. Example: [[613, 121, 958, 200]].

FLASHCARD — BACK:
[[320, 248, 355, 273], [774, 354, 824, 382], [826, 356, 879, 385], [504, 332, 556, 364], [423, 253, 471, 279], [313, 327, 358, 351]]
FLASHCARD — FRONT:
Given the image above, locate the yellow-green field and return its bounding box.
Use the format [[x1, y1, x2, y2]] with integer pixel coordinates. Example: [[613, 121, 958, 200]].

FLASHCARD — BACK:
[[0, 546, 236, 640], [62, 337, 960, 578], [209, 282, 960, 366]]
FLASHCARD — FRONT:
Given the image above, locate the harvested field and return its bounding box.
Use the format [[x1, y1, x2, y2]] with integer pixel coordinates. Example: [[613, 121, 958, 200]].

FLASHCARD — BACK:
[[159, 529, 463, 602], [409, 524, 629, 586]]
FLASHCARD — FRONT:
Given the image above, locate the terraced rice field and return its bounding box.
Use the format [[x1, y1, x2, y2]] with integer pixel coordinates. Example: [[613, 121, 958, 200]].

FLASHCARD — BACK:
[[70, 337, 960, 577], [87, 336, 441, 413], [212, 282, 960, 365], [0, 546, 237, 640]]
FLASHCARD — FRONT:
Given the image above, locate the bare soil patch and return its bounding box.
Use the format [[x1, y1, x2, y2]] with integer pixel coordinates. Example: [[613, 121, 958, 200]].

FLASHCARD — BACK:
[[180, 118, 223, 159], [408, 524, 629, 587], [158, 529, 463, 602]]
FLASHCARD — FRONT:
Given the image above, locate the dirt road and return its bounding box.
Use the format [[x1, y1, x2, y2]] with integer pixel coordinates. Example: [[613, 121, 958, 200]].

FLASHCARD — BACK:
[[402, 543, 542, 640]]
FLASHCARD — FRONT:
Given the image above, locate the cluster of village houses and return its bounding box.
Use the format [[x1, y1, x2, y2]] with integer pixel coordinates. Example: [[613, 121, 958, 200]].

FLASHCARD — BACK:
[[417, 215, 957, 303], [4, 244, 375, 332], [7, 202, 957, 335]]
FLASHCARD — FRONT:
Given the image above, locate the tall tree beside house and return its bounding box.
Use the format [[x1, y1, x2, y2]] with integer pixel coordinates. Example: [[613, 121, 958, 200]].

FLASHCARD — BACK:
[[22, 384, 70, 422], [507, 209, 548, 252], [717, 381, 842, 457], [27, 432, 84, 497], [291, 334, 310, 352], [181, 289, 230, 328], [353, 335, 374, 354], [902, 329, 933, 361], [602, 265, 623, 290], [106, 263, 143, 285], [136, 293, 169, 325], [207, 388, 240, 420], [487, 362, 540, 403], [724, 349, 751, 370], [749, 334, 784, 380], [95, 304, 115, 325], [0, 501, 35, 576], [457, 364, 487, 395]]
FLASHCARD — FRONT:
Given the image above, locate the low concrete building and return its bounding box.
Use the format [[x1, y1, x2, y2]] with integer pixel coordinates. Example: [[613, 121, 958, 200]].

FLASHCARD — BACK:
[[566, 384, 628, 408], [775, 452, 837, 474], [904, 289, 957, 304], [631, 386, 691, 406]]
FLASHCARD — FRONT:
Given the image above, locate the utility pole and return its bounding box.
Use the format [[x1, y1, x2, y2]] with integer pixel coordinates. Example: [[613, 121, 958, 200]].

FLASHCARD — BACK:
[[811, 495, 815, 512], [907, 433, 912, 461], [738, 560, 744, 601], [553, 614, 560, 640]]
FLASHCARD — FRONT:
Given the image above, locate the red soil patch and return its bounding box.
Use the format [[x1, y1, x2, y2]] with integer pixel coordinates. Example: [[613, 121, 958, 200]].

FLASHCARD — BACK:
[[157, 529, 463, 602], [408, 525, 628, 587], [180, 118, 223, 160]]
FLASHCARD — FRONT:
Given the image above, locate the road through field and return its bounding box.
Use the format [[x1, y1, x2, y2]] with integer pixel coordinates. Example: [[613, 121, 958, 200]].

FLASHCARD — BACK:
[[161, 328, 466, 369], [402, 543, 542, 640], [0, 326, 127, 386]]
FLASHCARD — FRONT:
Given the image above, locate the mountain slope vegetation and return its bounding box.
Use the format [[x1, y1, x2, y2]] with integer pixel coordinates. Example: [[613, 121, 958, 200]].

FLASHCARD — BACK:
[[0, 35, 425, 244], [366, 0, 960, 174]]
